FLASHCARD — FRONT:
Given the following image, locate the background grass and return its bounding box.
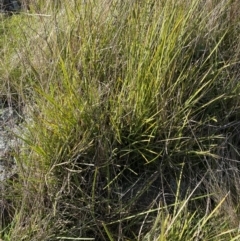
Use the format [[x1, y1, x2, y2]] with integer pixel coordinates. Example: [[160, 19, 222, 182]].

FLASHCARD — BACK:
[[1, 0, 240, 240]]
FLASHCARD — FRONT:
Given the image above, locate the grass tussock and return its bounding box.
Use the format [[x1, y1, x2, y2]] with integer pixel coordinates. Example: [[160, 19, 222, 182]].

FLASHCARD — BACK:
[[1, 0, 240, 240]]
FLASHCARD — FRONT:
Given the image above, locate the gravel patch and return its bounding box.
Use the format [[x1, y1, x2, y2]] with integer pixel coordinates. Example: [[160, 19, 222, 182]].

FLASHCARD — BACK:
[[0, 103, 20, 181]]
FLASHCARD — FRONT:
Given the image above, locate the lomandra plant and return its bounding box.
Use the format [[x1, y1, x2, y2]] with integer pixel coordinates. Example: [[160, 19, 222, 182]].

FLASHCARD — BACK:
[[0, 0, 240, 240]]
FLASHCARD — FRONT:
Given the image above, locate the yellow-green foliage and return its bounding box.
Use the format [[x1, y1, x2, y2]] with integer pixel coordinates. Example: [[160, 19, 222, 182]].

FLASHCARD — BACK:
[[0, 0, 240, 240]]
